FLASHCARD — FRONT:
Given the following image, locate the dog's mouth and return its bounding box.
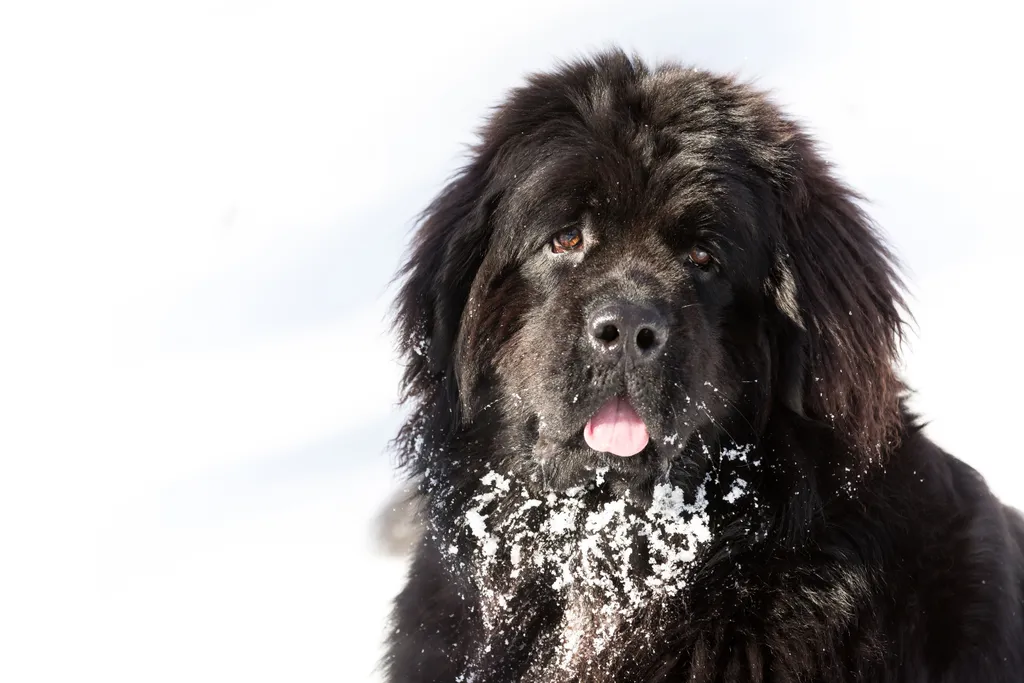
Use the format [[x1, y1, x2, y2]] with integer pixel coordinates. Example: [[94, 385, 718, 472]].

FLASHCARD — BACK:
[[528, 386, 689, 495], [583, 395, 650, 457]]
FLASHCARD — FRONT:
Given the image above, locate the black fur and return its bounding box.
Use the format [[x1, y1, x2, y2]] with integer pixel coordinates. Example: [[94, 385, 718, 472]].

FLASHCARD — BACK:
[[384, 51, 1024, 682]]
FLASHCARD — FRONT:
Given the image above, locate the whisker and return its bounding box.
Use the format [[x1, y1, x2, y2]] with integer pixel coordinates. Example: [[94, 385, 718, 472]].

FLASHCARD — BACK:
[[702, 381, 756, 435], [698, 402, 739, 448]]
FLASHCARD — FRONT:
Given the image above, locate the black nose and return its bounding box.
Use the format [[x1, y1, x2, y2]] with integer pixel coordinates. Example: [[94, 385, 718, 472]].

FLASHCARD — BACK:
[[587, 302, 667, 361]]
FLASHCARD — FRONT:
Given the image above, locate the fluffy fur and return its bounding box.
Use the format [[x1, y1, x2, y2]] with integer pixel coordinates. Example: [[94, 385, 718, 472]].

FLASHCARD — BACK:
[[383, 51, 1024, 682]]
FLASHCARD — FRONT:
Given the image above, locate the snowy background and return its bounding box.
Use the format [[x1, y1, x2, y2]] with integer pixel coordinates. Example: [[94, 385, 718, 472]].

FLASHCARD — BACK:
[[1, 0, 1021, 681]]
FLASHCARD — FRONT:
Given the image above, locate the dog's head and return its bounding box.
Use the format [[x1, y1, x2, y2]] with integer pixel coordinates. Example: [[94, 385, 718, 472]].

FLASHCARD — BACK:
[[394, 51, 905, 495]]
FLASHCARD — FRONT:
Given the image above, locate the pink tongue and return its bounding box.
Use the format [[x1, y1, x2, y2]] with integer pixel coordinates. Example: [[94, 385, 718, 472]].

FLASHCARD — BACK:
[[584, 397, 650, 457]]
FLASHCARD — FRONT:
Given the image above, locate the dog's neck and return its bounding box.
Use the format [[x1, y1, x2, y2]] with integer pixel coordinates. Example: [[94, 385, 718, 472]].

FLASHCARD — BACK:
[[450, 456, 760, 680]]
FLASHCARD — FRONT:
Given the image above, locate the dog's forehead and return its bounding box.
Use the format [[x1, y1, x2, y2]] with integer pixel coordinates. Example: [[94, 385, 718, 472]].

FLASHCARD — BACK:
[[494, 136, 760, 253], [484, 68, 794, 261]]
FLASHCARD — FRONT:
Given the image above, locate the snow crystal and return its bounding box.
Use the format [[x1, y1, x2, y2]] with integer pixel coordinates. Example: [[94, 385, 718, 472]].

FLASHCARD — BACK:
[[480, 471, 511, 494], [547, 506, 580, 536], [465, 509, 488, 540], [724, 478, 748, 504], [584, 499, 626, 534], [409, 329, 430, 357]]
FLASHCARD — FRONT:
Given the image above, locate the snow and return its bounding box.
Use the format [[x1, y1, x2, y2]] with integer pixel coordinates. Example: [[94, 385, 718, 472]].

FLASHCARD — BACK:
[[459, 467, 740, 675], [465, 467, 726, 613], [0, 1, 1021, 682]]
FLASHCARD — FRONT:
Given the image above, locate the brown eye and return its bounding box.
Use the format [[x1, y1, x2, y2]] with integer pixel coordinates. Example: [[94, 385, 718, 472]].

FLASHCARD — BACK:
[[551, 228, 583, 254], [688, 245, 713, 267]]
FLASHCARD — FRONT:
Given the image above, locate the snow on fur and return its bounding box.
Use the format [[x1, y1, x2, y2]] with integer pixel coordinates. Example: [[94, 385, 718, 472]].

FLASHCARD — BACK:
[[458, 456, 754, 671]]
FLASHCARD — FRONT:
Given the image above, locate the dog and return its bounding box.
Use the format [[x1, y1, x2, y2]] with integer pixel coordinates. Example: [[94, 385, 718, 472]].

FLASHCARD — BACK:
[[382, 50, 1024, 682]]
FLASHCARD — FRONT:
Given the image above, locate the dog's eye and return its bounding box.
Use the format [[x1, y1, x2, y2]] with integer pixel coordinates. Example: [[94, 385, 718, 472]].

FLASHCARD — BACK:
[[688, 246, 713, 268], [551, 228, 583, 254]]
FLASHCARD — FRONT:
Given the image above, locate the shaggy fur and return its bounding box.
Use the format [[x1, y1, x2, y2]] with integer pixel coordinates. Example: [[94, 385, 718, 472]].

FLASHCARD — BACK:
[[383, 51, 1024, 682]]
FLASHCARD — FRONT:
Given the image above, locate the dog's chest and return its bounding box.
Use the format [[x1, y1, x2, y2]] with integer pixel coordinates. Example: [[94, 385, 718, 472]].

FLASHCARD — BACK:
[[461, 473, 717, 680], [523, 591, 633, 680], [471, 561, 873, 683]]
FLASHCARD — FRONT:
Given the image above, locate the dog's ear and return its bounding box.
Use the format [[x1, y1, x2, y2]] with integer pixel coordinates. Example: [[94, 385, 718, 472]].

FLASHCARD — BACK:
[[768, 257, 809, 419], [774, 134, 906, 455], [393, 152, 502, 423]]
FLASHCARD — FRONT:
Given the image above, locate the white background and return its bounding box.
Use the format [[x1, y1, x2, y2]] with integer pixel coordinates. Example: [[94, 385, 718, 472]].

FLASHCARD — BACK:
[[1, 0, 1021, 681]]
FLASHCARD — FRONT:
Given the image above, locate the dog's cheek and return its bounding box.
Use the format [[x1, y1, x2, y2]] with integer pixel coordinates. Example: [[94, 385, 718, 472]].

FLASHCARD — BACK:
[[680, 324, 731, 419], [456, 267, 535, 407], [703, 328, 757, 428], [493, 310, 549, 408], [494, 302, 579, 424]]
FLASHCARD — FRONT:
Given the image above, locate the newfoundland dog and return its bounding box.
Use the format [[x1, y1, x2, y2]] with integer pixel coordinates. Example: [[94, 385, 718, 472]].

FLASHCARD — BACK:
[[383, 51, 1024, 682]]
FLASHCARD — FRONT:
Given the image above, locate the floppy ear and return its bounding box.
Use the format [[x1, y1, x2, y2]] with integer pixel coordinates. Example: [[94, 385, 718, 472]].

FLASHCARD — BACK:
[[774, 135, 906, 456], [396, 168, 497, 380], [392, 150, 502, 465], [769, 257, 809, 419]]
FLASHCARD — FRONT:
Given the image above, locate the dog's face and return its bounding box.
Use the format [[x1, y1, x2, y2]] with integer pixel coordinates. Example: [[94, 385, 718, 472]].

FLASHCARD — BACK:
[[463, 150, 777, 492], [396, 52, 905, 499]]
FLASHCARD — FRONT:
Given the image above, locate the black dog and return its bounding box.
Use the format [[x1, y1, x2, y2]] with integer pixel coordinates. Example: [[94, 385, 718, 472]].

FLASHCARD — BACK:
[[384, 50, 1024, 682]]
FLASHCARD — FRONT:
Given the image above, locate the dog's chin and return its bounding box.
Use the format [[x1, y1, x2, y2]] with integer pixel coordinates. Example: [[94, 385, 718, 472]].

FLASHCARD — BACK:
[[527, 425, 696, 503]]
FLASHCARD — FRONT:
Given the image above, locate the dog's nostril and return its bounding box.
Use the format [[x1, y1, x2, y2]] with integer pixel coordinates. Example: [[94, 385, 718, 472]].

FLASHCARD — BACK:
[[596, 323, 620, 345], [636, 327, 657, 351], [588, 303, 666, 358]]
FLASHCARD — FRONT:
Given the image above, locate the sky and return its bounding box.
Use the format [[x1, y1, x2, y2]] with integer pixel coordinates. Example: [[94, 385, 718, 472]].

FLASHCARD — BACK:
[[0, 0, 1021, 681]]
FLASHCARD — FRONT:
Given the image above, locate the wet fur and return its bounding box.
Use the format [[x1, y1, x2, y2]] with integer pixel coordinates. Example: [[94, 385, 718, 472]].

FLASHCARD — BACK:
[[384, 51, 1024, 682]]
